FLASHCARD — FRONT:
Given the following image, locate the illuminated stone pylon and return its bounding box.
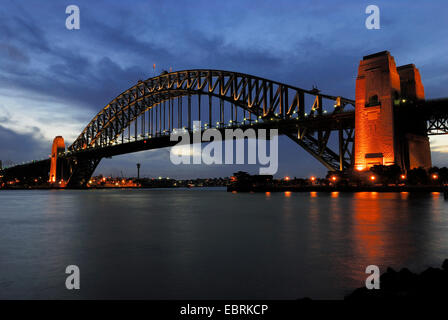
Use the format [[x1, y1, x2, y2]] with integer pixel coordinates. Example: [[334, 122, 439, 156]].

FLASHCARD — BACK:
[[396, 64, 432, 170], [354, 51, 431, 171], [49, 136, 66, 184], [354, 51, 401, 170]]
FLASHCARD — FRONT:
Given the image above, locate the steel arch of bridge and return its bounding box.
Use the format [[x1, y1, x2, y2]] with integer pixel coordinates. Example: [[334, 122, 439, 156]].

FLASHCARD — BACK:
[[69, 70, 355, 172]]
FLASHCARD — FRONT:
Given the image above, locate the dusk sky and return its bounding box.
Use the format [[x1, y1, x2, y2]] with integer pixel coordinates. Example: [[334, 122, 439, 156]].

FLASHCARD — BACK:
[[0, 0, 447, 178]]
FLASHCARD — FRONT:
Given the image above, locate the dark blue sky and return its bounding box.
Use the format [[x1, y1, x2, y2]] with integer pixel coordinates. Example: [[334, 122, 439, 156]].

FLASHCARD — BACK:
[[0, 0, 447, 178]]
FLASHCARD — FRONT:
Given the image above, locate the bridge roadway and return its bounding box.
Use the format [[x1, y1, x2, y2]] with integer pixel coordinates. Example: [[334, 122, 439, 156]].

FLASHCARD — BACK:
[[0, 110, 356, 186]]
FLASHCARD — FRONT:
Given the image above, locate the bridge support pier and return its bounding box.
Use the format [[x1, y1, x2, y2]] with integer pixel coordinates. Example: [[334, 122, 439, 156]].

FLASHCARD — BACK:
[[396, 64, 432, 170], [354, 51, 431, 172], [49, 136, 66, 185], [66, 157, 102, 188]]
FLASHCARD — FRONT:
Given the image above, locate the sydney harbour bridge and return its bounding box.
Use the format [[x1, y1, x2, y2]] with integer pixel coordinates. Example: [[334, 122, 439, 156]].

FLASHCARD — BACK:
[[1, 51, 447, 188]]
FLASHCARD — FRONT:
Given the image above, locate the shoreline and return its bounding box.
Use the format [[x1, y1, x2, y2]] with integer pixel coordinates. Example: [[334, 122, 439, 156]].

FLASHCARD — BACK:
[[227, 185, 448, 193]]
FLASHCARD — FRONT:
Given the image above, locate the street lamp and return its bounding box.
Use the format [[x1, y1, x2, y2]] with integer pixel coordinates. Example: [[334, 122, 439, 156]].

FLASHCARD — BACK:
[[137, 163, 141, 180]]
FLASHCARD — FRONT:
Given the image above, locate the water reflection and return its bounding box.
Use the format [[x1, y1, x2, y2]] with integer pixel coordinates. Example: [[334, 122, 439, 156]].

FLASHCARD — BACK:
[[352, 192, 386, 262], [345, 192, 425, 289], [0, 189, 447, 299]]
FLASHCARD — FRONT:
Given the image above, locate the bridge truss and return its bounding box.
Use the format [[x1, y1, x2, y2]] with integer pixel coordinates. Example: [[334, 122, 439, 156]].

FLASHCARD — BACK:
[[423, 98, 448, 135], [64, 70, 355, 186]]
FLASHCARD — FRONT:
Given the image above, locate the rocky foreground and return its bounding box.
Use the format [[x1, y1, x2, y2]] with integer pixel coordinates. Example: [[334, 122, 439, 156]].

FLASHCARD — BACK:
[[346, 259, 448, 300]]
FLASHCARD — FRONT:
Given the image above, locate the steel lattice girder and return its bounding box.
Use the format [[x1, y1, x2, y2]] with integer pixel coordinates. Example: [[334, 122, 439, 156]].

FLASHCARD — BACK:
[[427, 117, 448, 135], [404, 98, 448, 135]]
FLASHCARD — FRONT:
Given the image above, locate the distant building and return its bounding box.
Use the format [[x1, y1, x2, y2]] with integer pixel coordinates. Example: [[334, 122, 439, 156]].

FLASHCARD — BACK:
[[229, 171, 273, 192]]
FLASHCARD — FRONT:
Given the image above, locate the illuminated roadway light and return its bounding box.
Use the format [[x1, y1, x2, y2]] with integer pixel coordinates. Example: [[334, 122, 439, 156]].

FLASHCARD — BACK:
[[401, 174, 406, 180], [331, 176, 337, 181], [310, 176, 316, 182], [370, 175, 376, 181], [432, 174, 439, 180]]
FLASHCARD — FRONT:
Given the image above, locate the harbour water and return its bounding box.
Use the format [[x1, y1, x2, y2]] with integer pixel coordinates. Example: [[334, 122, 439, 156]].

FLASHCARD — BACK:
[[0, 188, 447, 299]]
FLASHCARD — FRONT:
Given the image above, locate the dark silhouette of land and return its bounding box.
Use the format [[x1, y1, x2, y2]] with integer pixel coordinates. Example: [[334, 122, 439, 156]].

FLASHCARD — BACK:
[[346, 259, 448, 300]]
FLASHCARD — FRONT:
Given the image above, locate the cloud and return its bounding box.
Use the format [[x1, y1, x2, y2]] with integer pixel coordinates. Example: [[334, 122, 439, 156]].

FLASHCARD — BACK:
[[0, 124, 48, 165]]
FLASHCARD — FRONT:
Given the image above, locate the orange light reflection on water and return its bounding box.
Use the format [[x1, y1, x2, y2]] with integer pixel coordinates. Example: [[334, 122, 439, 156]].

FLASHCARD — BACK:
[[331, 191, 339, 198], [352, 192, 386, 262]]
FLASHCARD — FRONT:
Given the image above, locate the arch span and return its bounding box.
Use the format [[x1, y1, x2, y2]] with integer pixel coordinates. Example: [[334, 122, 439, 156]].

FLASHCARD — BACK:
[[67, 70, 354, 178], [1, 70, 357, 188]]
